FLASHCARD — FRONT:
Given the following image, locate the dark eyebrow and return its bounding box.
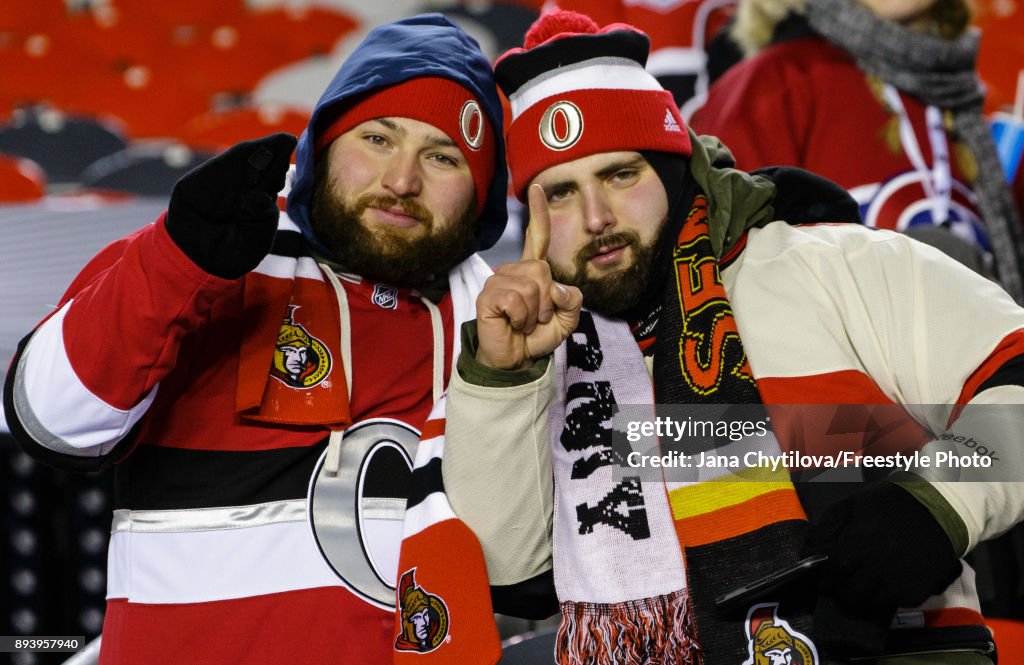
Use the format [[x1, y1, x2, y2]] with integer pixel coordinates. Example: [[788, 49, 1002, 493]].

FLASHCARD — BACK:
[[371, 118, 403, 135], [541, 179, 578, 195], [594, 156, 647, 180], [371, 118, 404, 134], [424, 135, 458, 149], [371, 118, 458, 149]]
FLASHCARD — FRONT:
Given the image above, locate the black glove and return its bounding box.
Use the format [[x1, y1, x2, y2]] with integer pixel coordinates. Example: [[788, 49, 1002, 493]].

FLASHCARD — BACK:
[[803, 481, 963, 659], [166, 133, 297, 279]]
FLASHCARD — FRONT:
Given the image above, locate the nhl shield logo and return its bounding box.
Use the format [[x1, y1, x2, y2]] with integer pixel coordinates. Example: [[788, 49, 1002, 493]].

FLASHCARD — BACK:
[[742, 603, 817, 665], [372, 284, 399, 310], [270, 305, 332, 389], [394, 569, 450, 653]]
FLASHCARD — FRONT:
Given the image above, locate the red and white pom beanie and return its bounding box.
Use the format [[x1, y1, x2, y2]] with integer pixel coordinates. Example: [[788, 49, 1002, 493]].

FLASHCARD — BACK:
[[495, 10, 691, 200]]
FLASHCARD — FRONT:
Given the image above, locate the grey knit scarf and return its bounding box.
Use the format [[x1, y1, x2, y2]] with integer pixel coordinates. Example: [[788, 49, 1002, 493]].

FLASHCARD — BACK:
[[805, 0, 1024, 302]]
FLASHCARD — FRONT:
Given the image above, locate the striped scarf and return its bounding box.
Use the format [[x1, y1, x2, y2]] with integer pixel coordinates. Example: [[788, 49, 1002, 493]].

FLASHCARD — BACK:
[[393, 195, 836, 664], [649, 195, 816, 664]]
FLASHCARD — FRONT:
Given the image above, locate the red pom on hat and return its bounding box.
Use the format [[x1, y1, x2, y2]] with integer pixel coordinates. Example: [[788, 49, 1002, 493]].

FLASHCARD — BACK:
[[523, 10, 599, 48], [495, 10, 691, 199]]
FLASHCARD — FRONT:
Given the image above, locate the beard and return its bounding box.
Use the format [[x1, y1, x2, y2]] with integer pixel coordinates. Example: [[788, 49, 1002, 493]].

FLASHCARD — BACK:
[[309, 166, 476, 289], [549, 223, 665, 317]]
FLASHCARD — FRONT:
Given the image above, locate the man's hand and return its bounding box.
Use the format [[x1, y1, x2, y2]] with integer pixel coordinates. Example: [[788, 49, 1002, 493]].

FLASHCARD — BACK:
[[166, 133, 298, 280], [803, 481, 963, 658], [476, 184, 583, 370]]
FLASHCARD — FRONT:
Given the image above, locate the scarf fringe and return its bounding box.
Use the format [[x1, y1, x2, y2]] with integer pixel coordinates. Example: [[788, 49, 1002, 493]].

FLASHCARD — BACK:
[[554, 590, 702, 665]]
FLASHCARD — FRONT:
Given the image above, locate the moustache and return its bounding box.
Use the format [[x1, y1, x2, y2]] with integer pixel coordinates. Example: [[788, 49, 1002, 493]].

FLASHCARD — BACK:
[[575, 231, 641, 264], [353, 194, 433, 227]]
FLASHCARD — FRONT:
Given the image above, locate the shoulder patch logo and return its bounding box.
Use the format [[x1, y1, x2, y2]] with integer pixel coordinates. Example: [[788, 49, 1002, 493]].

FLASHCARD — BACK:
[[372, 283, 399, 310], [742, 603, 817, 665], [270, 305, 332, 388], [394, 569, 450, 653]]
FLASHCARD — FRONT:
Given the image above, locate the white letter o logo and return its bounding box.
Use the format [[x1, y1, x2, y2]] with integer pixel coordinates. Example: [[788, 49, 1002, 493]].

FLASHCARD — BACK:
[[539, 101, 583, 151], [460, 100, 484, 151]]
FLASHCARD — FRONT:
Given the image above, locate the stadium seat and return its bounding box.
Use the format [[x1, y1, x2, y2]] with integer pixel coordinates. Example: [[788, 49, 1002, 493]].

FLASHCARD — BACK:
[[0, 32, 100, 110], [109, 0, 247, 29], [239, 6, 357, 62], [60, 64, 212, 140], [78, 142, 213, 197], [0, 108, 127, 184], [987, 618, 1024, 663], [180, 105, 310, 151], [499, 628, 557, 665], [0, 153, 45, 201], [0, 0, 66, 33]]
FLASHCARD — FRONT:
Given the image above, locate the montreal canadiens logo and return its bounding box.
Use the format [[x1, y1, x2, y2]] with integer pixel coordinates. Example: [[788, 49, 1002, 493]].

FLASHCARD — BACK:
[[539, 100, 584, 151], [460, 99, 484, 151], [270, 305, 331, 389], [850, 171, 990, 251], [394, 568, 450, 653], [742, 603, 817, 665]]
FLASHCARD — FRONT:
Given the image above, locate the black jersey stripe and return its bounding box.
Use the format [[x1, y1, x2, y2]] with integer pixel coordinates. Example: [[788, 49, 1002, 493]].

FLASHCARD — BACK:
[[112, 439, 328, 510], [406, 457, 445, 510]]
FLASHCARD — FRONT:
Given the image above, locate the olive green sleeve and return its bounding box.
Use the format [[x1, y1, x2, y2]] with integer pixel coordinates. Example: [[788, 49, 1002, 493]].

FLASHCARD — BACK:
[[888, 471, 970, 557], [457, 320, 551, 388]]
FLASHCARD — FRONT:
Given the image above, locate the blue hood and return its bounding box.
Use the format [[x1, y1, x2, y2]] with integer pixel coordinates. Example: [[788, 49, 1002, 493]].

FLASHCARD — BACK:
[[287, 14, 508, 257]]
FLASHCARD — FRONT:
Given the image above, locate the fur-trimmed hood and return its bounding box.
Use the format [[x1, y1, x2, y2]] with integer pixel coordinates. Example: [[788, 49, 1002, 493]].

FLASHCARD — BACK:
[[732, 0, 807, 56]]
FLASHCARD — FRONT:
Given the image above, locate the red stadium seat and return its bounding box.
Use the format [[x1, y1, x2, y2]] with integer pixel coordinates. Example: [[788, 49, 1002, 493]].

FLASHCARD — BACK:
[[0, 0, 65, 33], [0, 32, 101, 109], [153, 24, 297, 99], [180, 105, 310, 151], [60, 64, 211, 140], [986, 618, 1024, 663], [50, 6, 168, 71], [239, 6, 357, 62], [0, 153, 45, 201], [109, 0, 247, 29]]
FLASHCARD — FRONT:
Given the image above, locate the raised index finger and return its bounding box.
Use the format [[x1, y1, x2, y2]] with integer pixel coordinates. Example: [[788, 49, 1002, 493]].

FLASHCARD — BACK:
[[522, 183, 551, 262]]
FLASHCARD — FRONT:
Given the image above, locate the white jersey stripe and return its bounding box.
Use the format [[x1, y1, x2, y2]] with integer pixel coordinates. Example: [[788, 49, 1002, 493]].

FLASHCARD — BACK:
[[13, 303, 157, 456], [401, 492, 456, 540], [107, 503, 342, 603]]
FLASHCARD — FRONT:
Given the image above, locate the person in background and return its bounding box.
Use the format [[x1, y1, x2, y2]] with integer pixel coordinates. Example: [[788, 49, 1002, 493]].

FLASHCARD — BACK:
[[690, 0, 1024, 303]]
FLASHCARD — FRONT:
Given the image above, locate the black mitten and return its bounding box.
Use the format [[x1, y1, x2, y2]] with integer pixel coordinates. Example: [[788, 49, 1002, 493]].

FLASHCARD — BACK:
[[804, 481, 963, 658], [166, 133, 297, 279]]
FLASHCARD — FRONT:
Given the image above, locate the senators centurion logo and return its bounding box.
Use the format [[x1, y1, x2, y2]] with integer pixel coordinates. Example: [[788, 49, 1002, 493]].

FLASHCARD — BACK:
[[743, 603, 817, 665], [270, 305, 331, 388], [394, 569, 450, 653]]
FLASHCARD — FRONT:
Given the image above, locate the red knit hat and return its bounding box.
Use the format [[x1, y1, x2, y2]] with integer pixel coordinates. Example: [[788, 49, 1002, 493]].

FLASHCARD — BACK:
[[495, 10, 691, 200], [314, 76, 496, 216]]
